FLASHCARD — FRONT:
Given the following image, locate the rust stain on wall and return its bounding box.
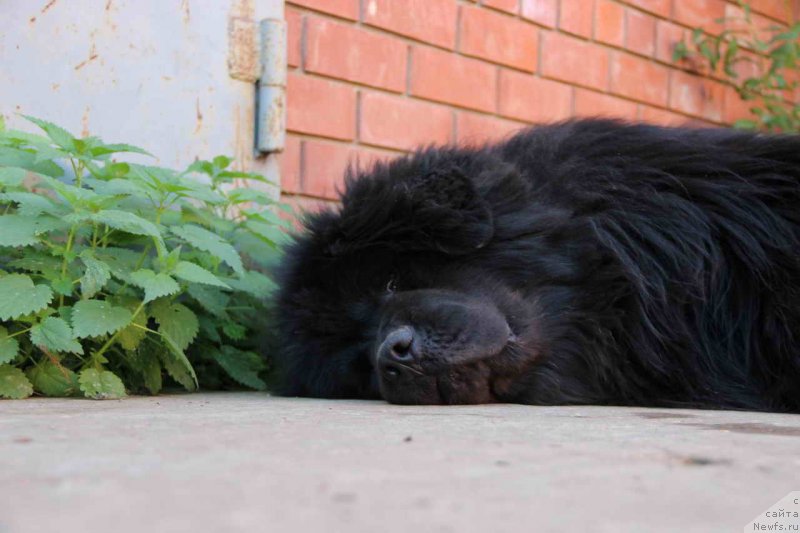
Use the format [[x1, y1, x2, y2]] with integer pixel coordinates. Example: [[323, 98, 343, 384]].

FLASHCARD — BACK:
[[74, 42, 98, 71], [80, 106, 90, 137], [181, 0, 191, 24], [40, 0, 58, 15], [194, 98, 203, 134], [229, 0, 254, 20], [227, 18, 259, 82]]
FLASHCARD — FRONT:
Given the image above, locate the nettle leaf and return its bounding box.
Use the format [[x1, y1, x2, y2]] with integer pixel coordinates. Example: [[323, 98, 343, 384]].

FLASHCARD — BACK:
[[78, 368, 126, 399], [242, 207, 294, 229], [178, 182, 226, 204], [171, 224, 244, 274], [244, 220, 287, 248], [0, 274, 54, 320], [22, 115, 76, 151], [95, 247, 140, 283], [129, 342, 162, 394], [0, 326, 20, 364], [8, 252, 62, 278], [151, 300, 199, 351], [159, 336, 198, 391], [84, 177, 144, 197], [51, 276, 74, 297], [0, 167, 29, 188], [181, 204, 237, 233], [228, 188, 275, 205], [212, 155, 233, 169], [211, 346, 267, 390], [80, 254, 112, 298], [91, 210, 164, 246], [224, 270, 277, 299], [89, 143, 153, 158], [0, 147, 64, 177], [0, 365, 34, 399], [0, 215, 53, 247], [72, 299, 133, 338], [117, 306, 148, 352], [173, 261, 231, 289], [222, 321, 247, 340], [30, 317, 84, 354], [131, 269, 180, 303], [0, 192, 61, 217], [198, 315, 222, 343], [188, 284, 230, 317], [27, 361, 80, 396]]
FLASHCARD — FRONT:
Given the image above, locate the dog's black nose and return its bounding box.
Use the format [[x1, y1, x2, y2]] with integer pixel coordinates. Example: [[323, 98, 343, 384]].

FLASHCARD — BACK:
[[377, 326, 416, 382], [387, 327, 415, 362], [380, 326, 415, 362]]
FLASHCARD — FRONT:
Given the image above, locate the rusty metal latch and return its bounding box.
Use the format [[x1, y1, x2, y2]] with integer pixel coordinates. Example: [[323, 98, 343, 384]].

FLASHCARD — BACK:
[[256, 18, 286, 153]]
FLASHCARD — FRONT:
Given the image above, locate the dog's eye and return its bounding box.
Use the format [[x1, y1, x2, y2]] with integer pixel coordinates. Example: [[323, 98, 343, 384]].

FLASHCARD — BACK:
[[386, 277, 399, 294]]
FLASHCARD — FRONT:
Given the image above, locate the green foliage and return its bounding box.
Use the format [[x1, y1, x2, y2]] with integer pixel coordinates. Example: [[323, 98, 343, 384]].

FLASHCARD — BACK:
[[673, 1, 800, 132], [0, 115, 291, 399]]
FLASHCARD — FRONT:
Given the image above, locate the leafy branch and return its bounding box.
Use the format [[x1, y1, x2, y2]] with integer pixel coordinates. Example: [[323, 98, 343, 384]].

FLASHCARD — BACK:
[[673, 1, 800, 132], [0, 114, 292, 399]]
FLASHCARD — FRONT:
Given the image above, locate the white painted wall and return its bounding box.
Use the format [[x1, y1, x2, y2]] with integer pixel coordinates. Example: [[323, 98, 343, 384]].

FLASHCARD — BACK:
[[1, 0, 282, 183]]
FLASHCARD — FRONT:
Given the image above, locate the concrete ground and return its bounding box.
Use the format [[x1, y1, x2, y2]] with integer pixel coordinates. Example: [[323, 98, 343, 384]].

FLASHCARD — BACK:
[[1, 394, 799, 533]]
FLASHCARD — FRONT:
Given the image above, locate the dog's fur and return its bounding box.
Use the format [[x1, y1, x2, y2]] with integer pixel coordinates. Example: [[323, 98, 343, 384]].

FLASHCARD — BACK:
[[275, 119, 800, 412]]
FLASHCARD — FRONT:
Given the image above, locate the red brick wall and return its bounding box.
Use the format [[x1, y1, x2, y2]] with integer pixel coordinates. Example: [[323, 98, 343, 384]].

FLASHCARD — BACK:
[[280, 0, 799, 208]]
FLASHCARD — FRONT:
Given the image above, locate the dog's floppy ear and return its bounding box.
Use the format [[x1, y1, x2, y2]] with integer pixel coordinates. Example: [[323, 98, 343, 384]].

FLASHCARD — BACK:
[[330, 165, 494, 255], [402, 167, 494, 253]]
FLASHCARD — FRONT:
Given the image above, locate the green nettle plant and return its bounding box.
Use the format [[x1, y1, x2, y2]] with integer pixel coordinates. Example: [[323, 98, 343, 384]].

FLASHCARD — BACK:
[[673, 1, 800, 132], [0, 115, 291, 399]]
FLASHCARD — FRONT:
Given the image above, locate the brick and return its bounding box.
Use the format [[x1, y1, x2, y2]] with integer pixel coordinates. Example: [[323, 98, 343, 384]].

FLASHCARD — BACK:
[[541, 32, 609, 91], [280, 135, 302, 194], [483, 0, 519, 14], [301, 141, 351, 199], [722, 86, 755, 125], [639, 106, 691, 126], [574, 89, 638, 120], [363, 0, 458, 49], [655, 20, 684, 63], [286, 8, 302, 68], [624, 0, 670, 18], [359, 92, 453, 150], [302, 141, 394, 199], [609, 52, 668, 106], [498, 70, 572, 122], [410, 47, 497, 112], [456, 111, 525, 144], [672, 0, 725, 34], [287, 73, 356, 140], [729, 49, 760, 81], [305, 18, 407, 92], [724, 4, 779, 49], [559, 0, 593, 38], [669, 70, 725, 122], [749, 0, 796, 23], [595, 0, 625, 47], [625, 9, 655, 57], [287, 0, 358, 20], [460, 5, 538, 71], [520, 0, 557, 27]]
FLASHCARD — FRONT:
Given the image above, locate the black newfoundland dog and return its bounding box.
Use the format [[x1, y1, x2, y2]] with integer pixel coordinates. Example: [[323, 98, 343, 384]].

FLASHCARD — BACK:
[[274, 119, 800, 413]]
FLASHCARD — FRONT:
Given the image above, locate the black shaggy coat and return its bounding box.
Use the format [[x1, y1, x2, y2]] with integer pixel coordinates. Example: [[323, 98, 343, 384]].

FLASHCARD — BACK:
[[275, 119, 800, 413]]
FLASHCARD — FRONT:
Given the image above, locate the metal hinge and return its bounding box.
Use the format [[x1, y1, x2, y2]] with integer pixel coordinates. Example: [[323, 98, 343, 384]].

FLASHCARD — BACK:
[[255, 19, 286, 154]]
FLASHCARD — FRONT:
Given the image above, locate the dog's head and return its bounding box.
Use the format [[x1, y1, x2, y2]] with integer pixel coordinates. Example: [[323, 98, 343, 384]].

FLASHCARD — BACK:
[[275, 149, 577, 404]]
